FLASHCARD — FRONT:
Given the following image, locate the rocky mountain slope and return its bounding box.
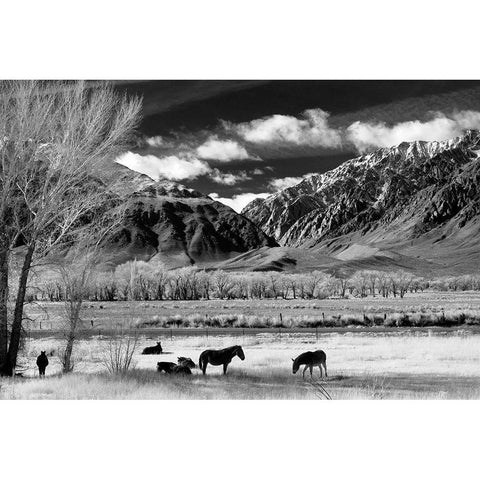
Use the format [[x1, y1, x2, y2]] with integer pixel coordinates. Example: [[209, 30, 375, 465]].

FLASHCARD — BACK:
[[242, 130, 480, 273], [105, 165, 277, 267]]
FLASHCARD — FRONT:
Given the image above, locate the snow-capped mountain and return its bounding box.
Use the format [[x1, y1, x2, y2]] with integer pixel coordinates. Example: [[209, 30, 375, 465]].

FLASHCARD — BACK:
[[242, 130, 480, 271]]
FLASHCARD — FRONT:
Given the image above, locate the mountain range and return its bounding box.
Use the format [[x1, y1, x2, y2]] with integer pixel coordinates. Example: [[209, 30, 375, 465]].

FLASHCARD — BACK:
[[240, 130, 480, 274], [101, 130, 480, 275]]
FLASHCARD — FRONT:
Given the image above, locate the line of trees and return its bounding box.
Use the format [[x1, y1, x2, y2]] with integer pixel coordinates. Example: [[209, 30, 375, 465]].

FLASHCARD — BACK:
[[27, 262, 438, 302]]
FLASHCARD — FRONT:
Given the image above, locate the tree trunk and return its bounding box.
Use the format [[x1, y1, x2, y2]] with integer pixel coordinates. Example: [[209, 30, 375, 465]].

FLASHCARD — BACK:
[[63, 331, 75, 374], [5, 243, 34, 375], [62, 301, 81, 373], [0, 247, 9, 374]]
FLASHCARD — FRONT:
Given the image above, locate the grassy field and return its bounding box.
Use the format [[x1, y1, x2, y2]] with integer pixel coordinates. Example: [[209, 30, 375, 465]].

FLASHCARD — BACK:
[[22, 291, 480, 332], [3, 292, 479, 399], [2, 329, 480, 399]]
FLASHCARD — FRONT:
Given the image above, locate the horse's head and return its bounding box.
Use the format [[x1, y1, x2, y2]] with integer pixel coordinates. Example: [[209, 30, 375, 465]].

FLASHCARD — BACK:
[[292, 357, 299, 374], [157, 342, 162, 347], [178, 357, 196, 369], [235, 346, 245, 361]]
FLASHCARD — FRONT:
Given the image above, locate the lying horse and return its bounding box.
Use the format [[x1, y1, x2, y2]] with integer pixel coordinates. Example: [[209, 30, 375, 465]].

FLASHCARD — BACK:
[[142, 342, 163, 355], [173, 357, 196, 374], [177, 357, 196, 368], [157, 357, 196, 375], [292, 350, 327, 378], [199, 345, 245, 375], [156, 361, 176, 373]]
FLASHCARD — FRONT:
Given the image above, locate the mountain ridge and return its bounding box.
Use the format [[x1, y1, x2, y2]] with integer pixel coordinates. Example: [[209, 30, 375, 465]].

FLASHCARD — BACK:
[[103, 164, 277, 267], [241, 130, 480, 273]]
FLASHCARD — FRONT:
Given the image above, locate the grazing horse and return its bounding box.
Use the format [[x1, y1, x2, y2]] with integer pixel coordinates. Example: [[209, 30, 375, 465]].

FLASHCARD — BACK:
[[292, 350, 327, 379], [157, 357, 196, 374], [142, 342, 163, 355], [36, 351, 49, 377], [198, 345, 245, 375]]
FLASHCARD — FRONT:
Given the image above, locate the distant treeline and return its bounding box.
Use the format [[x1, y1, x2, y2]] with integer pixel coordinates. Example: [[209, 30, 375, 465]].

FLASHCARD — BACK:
[[24, 261, 480, 302]]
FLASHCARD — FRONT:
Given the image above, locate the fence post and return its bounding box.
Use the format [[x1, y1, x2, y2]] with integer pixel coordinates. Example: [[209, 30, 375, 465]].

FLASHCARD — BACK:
[[170, 328, 173, 341], [316, 326, 318, 341]]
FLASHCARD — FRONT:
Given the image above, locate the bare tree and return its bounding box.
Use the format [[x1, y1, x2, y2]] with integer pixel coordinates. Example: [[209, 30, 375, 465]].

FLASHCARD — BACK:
[[213, 270, 233, 299], [377, 271, 390, 298], [57, 209, 125, 373], [102, 326, 138, 374], [302, 271, 326, 299], [350, 271, 369, 297], [0, 80, 141, 376]]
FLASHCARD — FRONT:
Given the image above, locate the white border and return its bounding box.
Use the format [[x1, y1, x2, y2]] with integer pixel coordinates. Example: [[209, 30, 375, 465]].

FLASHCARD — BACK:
[[0, 1, 479, 79], [1, 400, 479, 479], [1, 2, 478, 479]]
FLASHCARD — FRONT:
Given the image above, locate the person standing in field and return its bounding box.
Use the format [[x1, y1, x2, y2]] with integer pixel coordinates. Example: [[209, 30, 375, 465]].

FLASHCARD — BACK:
[[36, 351, 49, 377]]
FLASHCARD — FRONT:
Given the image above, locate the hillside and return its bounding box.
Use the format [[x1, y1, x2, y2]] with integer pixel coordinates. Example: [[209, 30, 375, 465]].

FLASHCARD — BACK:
[[103, 165, 277, 267]]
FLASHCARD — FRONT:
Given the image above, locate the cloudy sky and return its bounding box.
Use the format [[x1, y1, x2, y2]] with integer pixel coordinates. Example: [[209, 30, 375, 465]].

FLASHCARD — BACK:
[[115, 80, 480, 212]]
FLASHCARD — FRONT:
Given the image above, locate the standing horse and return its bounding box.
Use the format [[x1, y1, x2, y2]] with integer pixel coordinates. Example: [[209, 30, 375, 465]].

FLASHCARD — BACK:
[[36, 351, 49, 377], [292, 350, 327, 378], [199, 346, 245, 375]]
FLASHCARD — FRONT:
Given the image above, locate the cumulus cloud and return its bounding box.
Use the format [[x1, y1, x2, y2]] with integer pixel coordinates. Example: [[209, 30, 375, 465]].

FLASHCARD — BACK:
[[346, 110, 480, 153], [209, 192, 270, 213], [117, 152, 210, 181], [196, 136, 252, 161], [268, 173, 314, 192], [145, 135, 164, 147], [228, 109, 342, 148], [209, 168, 251, 186]]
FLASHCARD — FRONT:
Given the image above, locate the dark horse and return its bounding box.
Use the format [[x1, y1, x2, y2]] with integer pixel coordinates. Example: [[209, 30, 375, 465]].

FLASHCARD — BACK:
[[142, 342, 163, 355], [199, 346, 245, 375], [156, 361, 176, 374], [36, 351, 49, 377], [157, 357, 196, 374], [292, 350, 327, 378]]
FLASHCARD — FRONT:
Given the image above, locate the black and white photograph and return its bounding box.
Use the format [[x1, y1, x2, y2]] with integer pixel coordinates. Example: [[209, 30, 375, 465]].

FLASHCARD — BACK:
[[2, 78, 480, 400], [1, 2, 479, 479]]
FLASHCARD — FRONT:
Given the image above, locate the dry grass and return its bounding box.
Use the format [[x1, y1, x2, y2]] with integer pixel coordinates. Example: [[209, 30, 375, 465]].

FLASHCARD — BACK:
[[22, 291, 480, 332], [2, 329, 480, 399]]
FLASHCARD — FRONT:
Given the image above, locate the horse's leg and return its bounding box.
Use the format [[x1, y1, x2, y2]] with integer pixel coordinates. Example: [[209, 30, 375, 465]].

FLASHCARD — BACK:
[[223, 362, 229, 375], [202, 361, 207, 375], [302, 365, 308, 378], [323, 362, 328, 378], [309, 365, 313, 378], [318, 365, 323, 378]]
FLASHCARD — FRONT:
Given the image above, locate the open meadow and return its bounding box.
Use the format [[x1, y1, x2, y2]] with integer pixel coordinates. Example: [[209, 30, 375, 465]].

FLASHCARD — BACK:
[[2, 327, 480, 399], [1, 291, 479, 399]]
